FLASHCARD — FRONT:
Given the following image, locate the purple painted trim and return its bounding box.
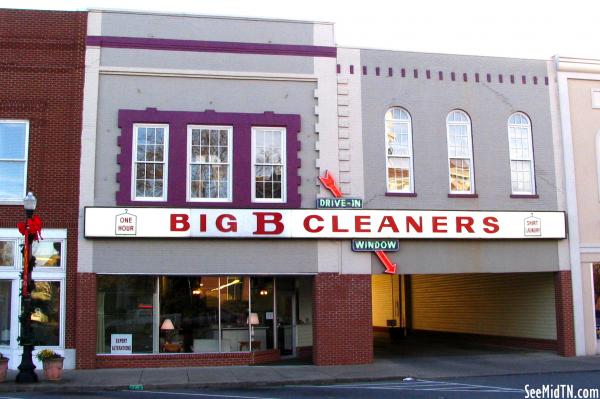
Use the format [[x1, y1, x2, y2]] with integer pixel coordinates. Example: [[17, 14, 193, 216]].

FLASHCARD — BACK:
[[336, 64, 340, 74], [522, 75, 527, 84], [544, 77, 549, 86], [451, 72, 456, 81], [87, 35, 337, 58], [426, 70, 431, 79], [388, 67, 393, 77], [439, 71, 444, 80], [463, 73, 468, 82], [375, 67, 380, 76], [498, 74, 503, 83], [385, 192, 417, 197], [486, 73, 491, 83], [447, 193, 479, 198], [117, 108, 302, 208], [349, 65, 354, 74], [510, 194, 539, 199], [533, 76, 538, 85], [362, 66, 367, 75], [401, 68, 406, 78], [475, 73, 480, 83], [510, 75, 515, 84], [413, 69, 418, 78]]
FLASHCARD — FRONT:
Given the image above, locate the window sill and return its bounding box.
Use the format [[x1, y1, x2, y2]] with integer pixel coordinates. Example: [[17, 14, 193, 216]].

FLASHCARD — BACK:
[[0, 200, 24, 206], [385, 192, 417, 197], [447, 193, 478, 198], [510, 194, 539, 199]]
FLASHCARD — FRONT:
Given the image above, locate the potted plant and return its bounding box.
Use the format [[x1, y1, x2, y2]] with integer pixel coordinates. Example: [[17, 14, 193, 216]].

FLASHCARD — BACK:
[[0, 354, 8, 382], [36, 349, 64, 381]]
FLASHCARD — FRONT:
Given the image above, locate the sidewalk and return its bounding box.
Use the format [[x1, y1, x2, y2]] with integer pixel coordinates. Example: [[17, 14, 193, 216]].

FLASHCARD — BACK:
[[1, 352, 600, 393]]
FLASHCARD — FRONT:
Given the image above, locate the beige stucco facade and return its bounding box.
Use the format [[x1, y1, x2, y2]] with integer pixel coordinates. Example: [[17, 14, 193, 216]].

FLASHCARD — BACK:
[[557, 57, 600, 355]]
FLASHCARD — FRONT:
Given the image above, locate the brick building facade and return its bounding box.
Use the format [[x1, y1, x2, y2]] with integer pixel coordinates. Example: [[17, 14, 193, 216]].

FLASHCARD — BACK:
[[0, 9, 86, 369]]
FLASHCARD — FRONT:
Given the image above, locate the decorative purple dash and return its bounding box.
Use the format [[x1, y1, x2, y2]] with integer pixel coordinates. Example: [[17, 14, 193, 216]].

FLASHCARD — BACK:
[[362, 66, 367, 75], [463, 73, 468, 82], [533, 76, 538, 85], [349, 65, 354, 74], [86, 35, 337, 58], [376, 67, 380, 76], [521, 75, 526, 84], [475, 73, 480, 82], [486, 73, 491, 83], [498, 74, 503, 83], [336, 64, 341, 74], [451, 72, 456, 81], [116, 108, 302, 208], [426, 70, 431, 79], [388, 67, 393, 77], [413, 69, 418, 78], [510, 75, 515, 84], [439, 71, 444, 80], [401, 68, 406, 78], [545, 77, 549, 85]]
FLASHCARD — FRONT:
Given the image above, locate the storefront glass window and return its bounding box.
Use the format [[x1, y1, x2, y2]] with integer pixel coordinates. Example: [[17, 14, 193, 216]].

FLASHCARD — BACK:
[[0, 281, 10, 346], [219, 276, 249, 352], [250, 277, 274, 350], [97, 276, 155, 354], [31, 281, 60, 346], [159, 276, 220, 353], [32, 241, 61, 267], [0, 241, 15, 267]]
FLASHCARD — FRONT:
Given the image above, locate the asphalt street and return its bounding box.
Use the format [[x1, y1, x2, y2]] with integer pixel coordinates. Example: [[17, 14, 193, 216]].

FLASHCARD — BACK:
[[2, 370, 599, 399]]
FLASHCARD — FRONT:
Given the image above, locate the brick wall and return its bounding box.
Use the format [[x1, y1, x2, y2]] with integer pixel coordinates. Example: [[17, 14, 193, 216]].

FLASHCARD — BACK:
[[0, 9, 87, 350], [555, 271, 576, 356], [313, 273, 373, 365], [76, 273, 97, 369], [96, 349, 280, 369]]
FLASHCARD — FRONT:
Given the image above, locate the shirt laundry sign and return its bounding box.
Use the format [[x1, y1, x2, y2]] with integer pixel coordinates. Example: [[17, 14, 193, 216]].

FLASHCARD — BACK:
[[85, 208, 566, 240]]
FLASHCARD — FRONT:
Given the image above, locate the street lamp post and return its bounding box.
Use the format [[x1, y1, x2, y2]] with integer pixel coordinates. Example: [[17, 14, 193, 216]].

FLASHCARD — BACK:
[[16, 192, 39, 383]]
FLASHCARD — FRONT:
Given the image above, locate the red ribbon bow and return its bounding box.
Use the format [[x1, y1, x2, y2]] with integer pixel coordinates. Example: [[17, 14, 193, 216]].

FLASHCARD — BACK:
[[17, 215, 43, 241]]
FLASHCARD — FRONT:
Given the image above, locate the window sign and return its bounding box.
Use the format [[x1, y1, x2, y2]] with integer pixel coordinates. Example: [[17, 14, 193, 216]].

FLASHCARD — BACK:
[[111, 334, 132, 354]]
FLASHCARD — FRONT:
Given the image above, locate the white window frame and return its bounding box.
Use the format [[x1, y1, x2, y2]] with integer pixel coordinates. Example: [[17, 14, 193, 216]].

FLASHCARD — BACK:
[[186, 125, 233, 203], [251, 127, 287, 203], [0, 120, 29, 204], [0, 228, 67, 365], [131, 123, 169, 201], [446, 110, 475, 194], [385, 107, 414, 193], [507, 112, 536, 195]]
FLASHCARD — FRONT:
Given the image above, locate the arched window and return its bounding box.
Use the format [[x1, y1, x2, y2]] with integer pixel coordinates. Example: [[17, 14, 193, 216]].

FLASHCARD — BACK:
[[507, 112, 535, 194], [385, 107, 414, 193], [446, 110, 474, 194]]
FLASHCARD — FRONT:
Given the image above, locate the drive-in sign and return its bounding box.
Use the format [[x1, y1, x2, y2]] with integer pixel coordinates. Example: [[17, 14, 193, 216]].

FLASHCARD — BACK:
[[84, 208, 566, 239]]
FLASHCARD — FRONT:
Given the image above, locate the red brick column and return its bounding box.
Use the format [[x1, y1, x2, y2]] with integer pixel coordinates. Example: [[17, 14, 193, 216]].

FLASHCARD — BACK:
[[555, 271, 576, 356], [313, 273, 373, 365], [76, 273, 97, 369]]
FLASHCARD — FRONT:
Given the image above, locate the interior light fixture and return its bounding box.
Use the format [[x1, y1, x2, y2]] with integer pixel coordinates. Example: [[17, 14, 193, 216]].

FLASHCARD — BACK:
[[210, 279, 241, 291]]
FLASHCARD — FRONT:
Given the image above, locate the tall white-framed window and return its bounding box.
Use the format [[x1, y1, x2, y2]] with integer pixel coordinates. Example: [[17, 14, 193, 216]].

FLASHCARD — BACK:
[[0, 228, 67, 369], [252, 127, 286, 202], [187, 125, 233, 202], [385, 107, 414, 193], [132, 124, 169, 201], [508, 112, 536, 195], [446, 110, 474, 194], [0, 120, 29, 203]]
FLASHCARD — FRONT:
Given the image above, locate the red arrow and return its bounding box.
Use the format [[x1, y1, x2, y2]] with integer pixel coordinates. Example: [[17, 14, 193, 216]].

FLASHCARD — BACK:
[[375, 250, 397, 274], [319, 170, 343, 198]]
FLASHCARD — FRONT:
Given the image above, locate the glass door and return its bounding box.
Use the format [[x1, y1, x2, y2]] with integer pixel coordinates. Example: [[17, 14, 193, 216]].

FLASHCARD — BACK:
[[275, 278, 295, 357]]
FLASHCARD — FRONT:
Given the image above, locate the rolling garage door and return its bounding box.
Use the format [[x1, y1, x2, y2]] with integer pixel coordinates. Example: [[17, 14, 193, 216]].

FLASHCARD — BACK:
[[410, 273, 556, 340]]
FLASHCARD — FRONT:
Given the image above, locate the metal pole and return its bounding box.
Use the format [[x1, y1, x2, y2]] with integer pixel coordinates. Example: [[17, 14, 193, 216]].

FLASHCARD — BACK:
[[16, 208, 38, 383]]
